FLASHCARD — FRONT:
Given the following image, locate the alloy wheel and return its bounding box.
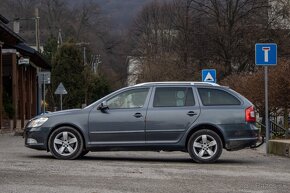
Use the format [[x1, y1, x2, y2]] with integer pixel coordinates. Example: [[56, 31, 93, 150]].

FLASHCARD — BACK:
[[192, 134, 218, 160], [53, 131, 78, 156]]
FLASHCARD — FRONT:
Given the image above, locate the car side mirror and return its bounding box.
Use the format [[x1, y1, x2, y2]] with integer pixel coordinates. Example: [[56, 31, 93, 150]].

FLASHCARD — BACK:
[[97, 102, 109, 111]]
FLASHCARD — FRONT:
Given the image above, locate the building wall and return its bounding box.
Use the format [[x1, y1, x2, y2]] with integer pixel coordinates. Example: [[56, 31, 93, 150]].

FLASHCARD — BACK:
[[2, 51, 37, 129]]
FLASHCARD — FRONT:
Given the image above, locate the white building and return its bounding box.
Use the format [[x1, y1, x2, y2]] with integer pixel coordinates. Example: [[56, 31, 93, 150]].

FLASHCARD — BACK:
[[126, 56, 142, 86]]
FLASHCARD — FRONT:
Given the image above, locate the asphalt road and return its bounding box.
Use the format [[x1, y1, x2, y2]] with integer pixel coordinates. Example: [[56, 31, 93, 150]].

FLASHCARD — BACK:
[[0, 134, 290, 193]]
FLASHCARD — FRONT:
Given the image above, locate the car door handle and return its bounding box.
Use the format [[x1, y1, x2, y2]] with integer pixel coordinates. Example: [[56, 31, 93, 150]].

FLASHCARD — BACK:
[[187, 111, 197, 117], [133, 113, 143, 118]]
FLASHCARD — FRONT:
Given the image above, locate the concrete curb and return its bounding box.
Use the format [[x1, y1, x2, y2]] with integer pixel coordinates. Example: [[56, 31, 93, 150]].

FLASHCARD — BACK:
[[14, 130, 24, 136], [269, 140, 290, 158], [0, 129, 23, 137]]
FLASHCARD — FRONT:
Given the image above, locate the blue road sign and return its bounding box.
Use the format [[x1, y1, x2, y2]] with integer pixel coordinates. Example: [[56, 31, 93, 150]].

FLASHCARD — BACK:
[[202, 69, 216, 83], [255, 43, 277, 66]]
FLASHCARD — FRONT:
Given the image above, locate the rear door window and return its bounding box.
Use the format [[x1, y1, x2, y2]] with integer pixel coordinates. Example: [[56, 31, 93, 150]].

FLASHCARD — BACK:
[[153, 87, 195, 107], [198, 88, 241, 106]]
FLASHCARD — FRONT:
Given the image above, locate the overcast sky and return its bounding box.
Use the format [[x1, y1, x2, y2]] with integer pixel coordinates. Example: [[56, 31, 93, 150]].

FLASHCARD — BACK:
[[73, 0, 160, 30]]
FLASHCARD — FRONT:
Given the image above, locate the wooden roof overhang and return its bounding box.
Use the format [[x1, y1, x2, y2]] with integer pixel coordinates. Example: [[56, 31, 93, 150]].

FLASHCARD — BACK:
[[0, 18, 50, 70]]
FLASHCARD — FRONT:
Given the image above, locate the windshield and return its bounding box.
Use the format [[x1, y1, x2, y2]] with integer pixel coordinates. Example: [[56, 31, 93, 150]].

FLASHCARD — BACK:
[[83, 87, 131, 109]]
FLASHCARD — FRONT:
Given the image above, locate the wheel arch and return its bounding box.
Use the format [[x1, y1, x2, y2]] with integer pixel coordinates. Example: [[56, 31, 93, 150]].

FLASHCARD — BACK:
[[47, 123, 86, 152], [185, 124, 225, 149]]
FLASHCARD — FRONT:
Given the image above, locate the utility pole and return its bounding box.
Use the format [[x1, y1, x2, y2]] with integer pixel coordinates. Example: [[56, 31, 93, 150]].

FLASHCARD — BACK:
[[75, 42, 90, 106], [35, 8, 40, 52], [35, 8, 42, 114], [75, 42, 90, 65]]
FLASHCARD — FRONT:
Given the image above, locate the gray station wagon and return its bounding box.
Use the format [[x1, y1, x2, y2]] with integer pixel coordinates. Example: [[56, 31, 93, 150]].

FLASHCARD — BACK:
[[24, 82, 259, 163]]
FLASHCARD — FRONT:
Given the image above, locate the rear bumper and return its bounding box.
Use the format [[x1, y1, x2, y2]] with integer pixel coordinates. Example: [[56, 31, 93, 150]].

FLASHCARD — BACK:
[[225, 138, 258, 151], [224, 123, 259, 151]]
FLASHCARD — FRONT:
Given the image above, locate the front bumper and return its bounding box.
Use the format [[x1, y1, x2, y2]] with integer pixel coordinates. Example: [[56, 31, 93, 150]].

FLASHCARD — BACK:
[[24, 127, 50, 150]]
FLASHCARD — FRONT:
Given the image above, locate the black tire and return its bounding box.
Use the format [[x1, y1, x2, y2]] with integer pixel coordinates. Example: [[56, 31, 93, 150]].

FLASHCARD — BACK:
[[48, 126, 84, 160], [187, 129, 222, 163], [78, 150, 89, 158]]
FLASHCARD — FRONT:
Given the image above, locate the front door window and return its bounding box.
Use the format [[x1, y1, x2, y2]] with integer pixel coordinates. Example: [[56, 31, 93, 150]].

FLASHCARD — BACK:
[[107, 88, 149, 109]]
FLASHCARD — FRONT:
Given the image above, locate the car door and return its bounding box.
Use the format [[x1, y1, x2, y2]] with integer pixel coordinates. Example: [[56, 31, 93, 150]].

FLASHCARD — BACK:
[[196, 87, 245, 138], [88, 87, 151, 145], [145, 86, 200, 144]]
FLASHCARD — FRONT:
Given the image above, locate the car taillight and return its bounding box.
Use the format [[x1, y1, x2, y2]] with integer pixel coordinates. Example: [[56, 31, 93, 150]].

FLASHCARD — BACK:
[[245, 106, 256, 122]]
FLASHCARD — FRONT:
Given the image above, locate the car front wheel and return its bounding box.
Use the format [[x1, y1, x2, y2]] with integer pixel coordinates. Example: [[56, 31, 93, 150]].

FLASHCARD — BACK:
[[78, 150, 89, 158], [188, 129, 222, 163], [48, 127, 84, 160]]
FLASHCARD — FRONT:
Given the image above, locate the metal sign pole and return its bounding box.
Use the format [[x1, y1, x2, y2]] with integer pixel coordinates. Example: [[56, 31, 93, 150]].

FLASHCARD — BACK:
[[265, 66, 269, 154], [255, 43, 277, 155], [43, 74, 45, 113], [0, 42, 3, 131], [54, 82, 67, 111], [60, 94, 63, 111]]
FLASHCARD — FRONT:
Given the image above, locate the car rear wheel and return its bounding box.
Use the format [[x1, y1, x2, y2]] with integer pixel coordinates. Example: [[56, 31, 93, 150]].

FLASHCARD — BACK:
[[188, 129, 222, 163], [49, 127, 84, 160]]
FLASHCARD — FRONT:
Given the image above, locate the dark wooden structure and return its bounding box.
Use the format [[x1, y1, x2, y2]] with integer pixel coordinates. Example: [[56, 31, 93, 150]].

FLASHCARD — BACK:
[[0, 15, 50, 131]]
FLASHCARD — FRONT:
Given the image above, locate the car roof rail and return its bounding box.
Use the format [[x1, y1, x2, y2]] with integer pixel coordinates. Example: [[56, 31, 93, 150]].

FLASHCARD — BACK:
[[190, 82, 220, 86], [134, 81, 220, 87]]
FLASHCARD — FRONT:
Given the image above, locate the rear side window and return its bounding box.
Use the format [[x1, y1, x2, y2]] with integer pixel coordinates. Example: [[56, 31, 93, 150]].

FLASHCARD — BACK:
[[153, 87, 195, 107], [198, 88, 241, 106]]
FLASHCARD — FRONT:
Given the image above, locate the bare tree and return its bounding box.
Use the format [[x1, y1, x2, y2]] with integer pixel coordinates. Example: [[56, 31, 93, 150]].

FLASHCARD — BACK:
[[40, 0, 68, 37], [130, 0, 273, 82], [190, 0, 269, 76], [131, 1, 199, 82], [221, 59, 290, 129], [172, 0, 194, 69]]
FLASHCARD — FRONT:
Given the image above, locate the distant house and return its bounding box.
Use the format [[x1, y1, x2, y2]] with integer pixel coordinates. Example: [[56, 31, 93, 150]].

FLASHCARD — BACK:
[[0, 14, 50, 131], [126, 56, 142, 86]]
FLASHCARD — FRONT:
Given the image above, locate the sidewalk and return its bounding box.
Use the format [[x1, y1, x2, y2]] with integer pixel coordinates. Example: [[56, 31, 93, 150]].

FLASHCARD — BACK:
[[0, 128, 24, 136], [0, 119, 27, 136]]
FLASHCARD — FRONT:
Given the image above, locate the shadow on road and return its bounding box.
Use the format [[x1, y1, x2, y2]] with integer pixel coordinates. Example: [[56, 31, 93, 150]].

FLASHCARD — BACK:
[[81, 156, 193, 163], [26, 154, 258, 165]]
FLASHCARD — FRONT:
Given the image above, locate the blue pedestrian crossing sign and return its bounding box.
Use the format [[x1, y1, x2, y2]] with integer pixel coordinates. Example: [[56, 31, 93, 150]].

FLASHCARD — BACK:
[[202, 69, 216, 83], [255, 43, 277, 66]]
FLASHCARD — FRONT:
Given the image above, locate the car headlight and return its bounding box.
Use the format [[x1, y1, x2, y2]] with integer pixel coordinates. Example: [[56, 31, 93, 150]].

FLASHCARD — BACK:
[[27, 117, 49, 128]]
